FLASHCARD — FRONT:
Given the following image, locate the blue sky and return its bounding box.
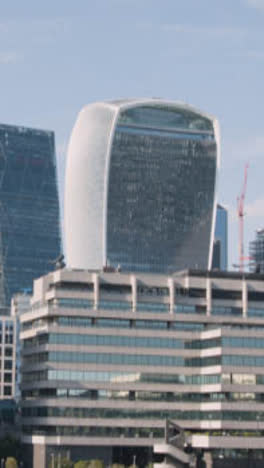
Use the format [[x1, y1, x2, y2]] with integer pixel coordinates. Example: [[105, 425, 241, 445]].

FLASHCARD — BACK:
[[0, 0, 264, 268]]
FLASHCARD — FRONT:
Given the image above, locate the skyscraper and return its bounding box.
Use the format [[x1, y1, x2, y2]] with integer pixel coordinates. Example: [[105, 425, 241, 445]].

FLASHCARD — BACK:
[[0, 123, 61, 306], [65, 99, 220, 273], [212, 204, 228, 270], [249, 228, 264, 273]]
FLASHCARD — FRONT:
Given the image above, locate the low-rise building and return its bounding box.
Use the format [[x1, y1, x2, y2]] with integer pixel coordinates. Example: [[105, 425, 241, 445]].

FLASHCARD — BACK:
[[20, 268, 264, 467]]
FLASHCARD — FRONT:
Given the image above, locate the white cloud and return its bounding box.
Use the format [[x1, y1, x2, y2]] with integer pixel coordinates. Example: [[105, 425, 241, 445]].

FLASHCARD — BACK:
[[246, 0, 264, 10], [0, 51, 21, 64]]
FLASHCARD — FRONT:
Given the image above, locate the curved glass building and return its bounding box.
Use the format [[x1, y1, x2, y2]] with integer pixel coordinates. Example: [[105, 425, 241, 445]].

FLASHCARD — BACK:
[[65, 99, 220, 273]]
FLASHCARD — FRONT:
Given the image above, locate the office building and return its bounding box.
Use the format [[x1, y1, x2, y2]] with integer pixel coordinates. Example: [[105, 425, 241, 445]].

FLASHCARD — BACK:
[[249, 229, 264, 273], [0, 313, 17, 434], [11, 292, 31, 400], [0, 314, 16, 400], [0, 123, 61, 306], [212, 204, 228, 270], [65, 99, 220, 273], [20, 267, 264, 467]]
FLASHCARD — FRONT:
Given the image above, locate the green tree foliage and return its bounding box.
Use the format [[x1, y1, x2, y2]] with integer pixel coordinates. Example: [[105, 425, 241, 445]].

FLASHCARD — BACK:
[[89, 460, 103, 468], [48, 456, 73, 468], [74, 460, 104, 468], [5, 458, 18, 468], [61, 458, 73, 468], [74, 461, 89, 468], [111, 464, 125, 468]]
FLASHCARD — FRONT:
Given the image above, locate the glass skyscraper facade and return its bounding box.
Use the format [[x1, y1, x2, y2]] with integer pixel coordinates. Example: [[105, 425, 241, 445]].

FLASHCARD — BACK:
[[249, 229, 264, 273], [212, 204, 228, 270], [0, 124, 61, 306], [65, 99, 220, 273], [108, 106, 217, 272]]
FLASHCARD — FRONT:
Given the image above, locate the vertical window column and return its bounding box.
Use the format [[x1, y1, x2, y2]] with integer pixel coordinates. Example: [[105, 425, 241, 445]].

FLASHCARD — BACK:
[[242, 280, 248, 318], [93, 273, 99, 311], [0, 320, 4, 397], [131, 275, 137, 313], [206, 278, 212, 316], [168, 278, 174, 315], [11, 320, 16, 398]]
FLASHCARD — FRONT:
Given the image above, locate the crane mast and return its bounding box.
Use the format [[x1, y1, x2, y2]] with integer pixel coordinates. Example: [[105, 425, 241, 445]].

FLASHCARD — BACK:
[[237, 163, 249, 272]]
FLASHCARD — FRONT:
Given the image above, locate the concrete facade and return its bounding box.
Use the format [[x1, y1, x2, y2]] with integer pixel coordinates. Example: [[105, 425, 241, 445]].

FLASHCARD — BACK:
[[20, 268, 264, 466]]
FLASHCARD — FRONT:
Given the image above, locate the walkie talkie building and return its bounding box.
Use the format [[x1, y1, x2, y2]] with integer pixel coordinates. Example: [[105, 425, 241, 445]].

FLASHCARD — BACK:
[[65, 99, 220, 273]]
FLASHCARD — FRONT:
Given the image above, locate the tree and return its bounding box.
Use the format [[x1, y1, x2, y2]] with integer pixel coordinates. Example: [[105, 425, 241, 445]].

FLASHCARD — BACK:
[[89, 460, 103, 468], [74, 462, 89, 468], [5, 458, 18, 468], [49, 456, 73, 468], [61, 458, 73, 468]]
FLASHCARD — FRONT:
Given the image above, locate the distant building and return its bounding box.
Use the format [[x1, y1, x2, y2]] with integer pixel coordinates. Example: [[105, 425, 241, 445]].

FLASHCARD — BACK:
[[249, 228, 264, 273], [0, 124, 61, 306], [20, 267, 264, 467], [212, 204, 228, 270], [0, 314, 16, 401], [65, 99, 220, 273], [11, 292, 31, 400]]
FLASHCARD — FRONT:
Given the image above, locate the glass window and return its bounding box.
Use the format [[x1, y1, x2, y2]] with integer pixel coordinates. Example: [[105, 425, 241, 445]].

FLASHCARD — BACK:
[[4, 360, 12, 370], [57, 298, 93, 309], [97, 301, 131, 310], [100, 283, 131, 294], [4, 347, 12, 357], [4, 386, 12, 396], [137, 302, 169, 313], [4, 373, 12, 383]]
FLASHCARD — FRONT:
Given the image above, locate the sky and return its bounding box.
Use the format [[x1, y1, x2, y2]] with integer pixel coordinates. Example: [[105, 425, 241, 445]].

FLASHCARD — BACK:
[[0, 0, 263, 269]]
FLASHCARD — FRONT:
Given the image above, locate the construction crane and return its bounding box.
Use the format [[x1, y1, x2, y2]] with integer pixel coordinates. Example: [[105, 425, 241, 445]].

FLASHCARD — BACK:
[[237, 163, 249, 272]]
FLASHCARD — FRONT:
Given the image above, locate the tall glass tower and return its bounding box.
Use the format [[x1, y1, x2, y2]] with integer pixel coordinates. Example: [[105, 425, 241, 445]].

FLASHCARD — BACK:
[[249, 228, 264, 273], [212, 204, 228, 270], [65, 99, 220, 274], [0, 124, 61, 307]]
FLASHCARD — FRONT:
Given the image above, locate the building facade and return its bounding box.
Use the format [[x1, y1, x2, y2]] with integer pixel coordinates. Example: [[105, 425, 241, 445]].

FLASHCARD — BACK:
[[20, 268, 264, 467], [0, 123, 61, 306], [11, 292, 31, 400], [0, 313, 17, 434], [0, 314, 16, 401], [249, 228, 264, 273], [212, 204, 228, 270], [65, 99, 220, 273]]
